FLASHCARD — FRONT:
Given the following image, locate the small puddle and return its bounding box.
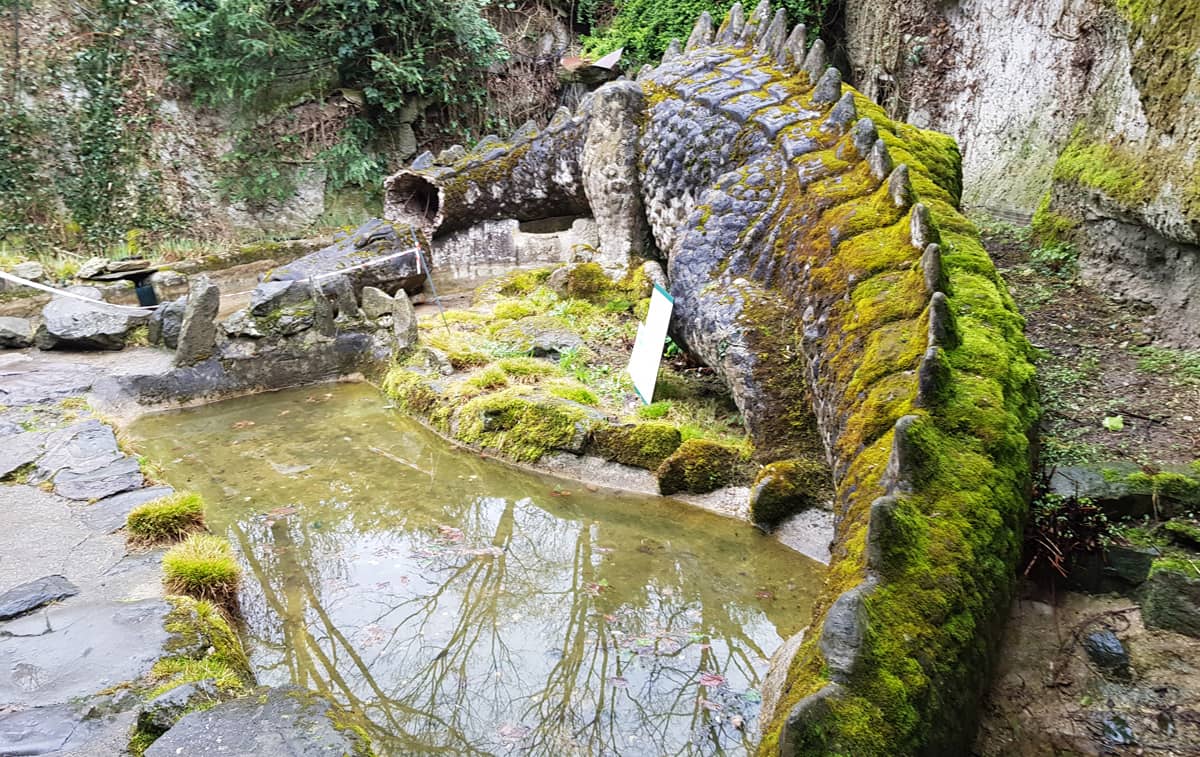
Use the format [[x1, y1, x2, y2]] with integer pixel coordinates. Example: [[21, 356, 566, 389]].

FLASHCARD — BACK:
[[129, 383, 825, 755]]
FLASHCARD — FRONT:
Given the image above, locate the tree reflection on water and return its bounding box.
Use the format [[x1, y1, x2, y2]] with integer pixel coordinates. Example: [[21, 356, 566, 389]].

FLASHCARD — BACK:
[[132, 384, 821, 756]]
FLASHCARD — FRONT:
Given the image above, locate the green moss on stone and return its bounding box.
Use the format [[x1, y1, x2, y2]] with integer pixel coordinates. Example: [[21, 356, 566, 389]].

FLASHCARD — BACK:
[[381, 367, 439, 416], [591, 422, 682, 470], [455, 388, 593, 462], [749, 458, 830, 527], [1030, 191, 1078, 243], [656, 438, 748, 495], [1164, 519, 1200, 548]]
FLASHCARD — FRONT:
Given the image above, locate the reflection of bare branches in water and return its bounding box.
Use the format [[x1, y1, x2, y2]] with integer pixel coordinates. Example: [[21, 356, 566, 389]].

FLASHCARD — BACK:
[[231, 495, 779, 756]]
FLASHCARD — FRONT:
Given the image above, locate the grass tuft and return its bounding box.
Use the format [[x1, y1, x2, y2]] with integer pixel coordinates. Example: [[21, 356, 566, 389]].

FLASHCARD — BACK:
[[162, 534, 241, 609], [127, 491, 206, 545]]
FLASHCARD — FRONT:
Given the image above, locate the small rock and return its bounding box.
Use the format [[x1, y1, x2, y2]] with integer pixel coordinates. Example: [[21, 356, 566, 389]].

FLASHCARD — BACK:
[[249, 280, 311, 318], [0, 316, 33, 348], [530, 329, 584, 358], [0, 574, 79, 620], [221, 309, 266, 339], [1082, 629, 1130, 678], [1141, 567, 1200, 638], [76, 257, 108, 279], [147, 297, 186, 349], [148, 270, 187, 290], [1132, 332, 1153, 347], [138, 680, 219, 736], [144, 686, 369, 757], [360, 286, 394, 320], [11, 261, 44, 281], [392, 292, 418, 353], [1100, 713, 1136, 745]]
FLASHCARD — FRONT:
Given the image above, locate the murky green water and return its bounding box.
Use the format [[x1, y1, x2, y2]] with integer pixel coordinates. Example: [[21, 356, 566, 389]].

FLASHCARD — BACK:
[[129, 383, 824, 756]]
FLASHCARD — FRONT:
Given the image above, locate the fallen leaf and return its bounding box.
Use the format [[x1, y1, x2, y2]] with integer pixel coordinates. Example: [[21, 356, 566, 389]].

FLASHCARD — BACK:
[[699, 672, 726, 687], [755, 590, 774, 600], [730, 714, 745, 730], [609, 675, 628, 688], [437, 524, 464, 542], [232, 420, 255, 429], [699, 698, 723, 711], [268, 506, 298, 517]]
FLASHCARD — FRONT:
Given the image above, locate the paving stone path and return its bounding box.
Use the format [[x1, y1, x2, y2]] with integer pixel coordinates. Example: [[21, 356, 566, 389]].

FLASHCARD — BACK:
[[0, 350, 174, 756]]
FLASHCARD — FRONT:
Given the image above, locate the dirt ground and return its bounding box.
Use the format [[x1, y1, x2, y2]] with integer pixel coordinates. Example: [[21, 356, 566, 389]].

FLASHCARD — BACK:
[[983, 226, 1199, 467], [974, 225, 1200, 756], [975, 589, 1200, 756]]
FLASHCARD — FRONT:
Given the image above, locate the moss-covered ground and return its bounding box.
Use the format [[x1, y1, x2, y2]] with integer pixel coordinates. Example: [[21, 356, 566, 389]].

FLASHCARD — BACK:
[[382, 263, 764, 495]]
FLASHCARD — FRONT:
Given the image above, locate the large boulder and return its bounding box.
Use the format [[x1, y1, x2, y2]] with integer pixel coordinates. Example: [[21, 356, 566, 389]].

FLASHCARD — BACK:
[[34, 288, 150, 351], [267, 218, 428, 297]]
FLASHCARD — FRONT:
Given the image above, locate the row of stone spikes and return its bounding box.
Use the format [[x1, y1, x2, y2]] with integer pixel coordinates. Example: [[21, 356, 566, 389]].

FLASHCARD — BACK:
[[654, 1, 830, 86], [405, 100, 586, 175]]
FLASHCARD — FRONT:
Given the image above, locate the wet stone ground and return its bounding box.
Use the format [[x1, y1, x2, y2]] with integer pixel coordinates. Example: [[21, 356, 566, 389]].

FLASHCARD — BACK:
[[0, 351, 176, 755]]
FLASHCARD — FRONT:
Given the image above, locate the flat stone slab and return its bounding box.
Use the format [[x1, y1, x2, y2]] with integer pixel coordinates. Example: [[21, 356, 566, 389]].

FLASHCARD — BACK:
[[34, 420, 143, 500], [80, 485, 175, 533], [0, 575, 79, 621], [0, 598, 170, 707], [145, 687, 367, 757], [0, 431, 47, 479]]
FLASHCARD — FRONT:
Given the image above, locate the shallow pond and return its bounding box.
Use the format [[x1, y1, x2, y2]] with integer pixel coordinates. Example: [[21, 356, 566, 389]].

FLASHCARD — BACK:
[[129, 383, 825, 756]]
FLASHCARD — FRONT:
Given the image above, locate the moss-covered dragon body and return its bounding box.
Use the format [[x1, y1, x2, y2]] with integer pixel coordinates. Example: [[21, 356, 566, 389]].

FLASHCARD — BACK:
[[385, 4, 1037, 753]]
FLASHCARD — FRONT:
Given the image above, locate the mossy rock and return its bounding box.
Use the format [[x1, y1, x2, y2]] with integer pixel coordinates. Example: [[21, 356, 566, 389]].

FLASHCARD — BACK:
[[656, 438, 747, 495], [1165, 519, 1200, 549], [591, 422, 682, 470], [454, 388, 601, 462], [160, 595, 253, 689], [1141, 565, 1200, 638], [749, 458, 830, 527]]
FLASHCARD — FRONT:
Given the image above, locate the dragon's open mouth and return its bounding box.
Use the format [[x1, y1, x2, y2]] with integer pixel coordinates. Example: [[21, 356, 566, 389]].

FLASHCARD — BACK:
[[384, 171, 443, 234]]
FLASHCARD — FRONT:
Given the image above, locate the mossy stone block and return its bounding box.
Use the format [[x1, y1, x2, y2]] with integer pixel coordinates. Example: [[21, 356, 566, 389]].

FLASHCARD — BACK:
[[749, 458, 829, 527], [591, 422, 682, 470], [656, 438, 745, 495]]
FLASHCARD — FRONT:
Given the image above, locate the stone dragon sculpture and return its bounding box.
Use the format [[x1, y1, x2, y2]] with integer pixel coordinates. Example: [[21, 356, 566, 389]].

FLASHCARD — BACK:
[[385, 4, 1038, 754]]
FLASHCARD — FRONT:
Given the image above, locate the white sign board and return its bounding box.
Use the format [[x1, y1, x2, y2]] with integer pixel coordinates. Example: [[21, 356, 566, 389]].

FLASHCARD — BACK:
[[627, 283, 674, 404]]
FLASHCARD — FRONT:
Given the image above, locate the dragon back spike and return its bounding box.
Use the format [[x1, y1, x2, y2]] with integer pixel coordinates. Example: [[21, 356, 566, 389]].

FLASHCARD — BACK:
[[811, 66, 842, 105], [686, 11, 715, 51], [783, 24, 807, 73], [761, 9, 789, 63], [742, 0, 772, 46], [887, 164, 913, 208], [663, 38, 683, 61], [868, 138, 894, 181], [802, 38, 828, 84], [716, 3, 745, 45]]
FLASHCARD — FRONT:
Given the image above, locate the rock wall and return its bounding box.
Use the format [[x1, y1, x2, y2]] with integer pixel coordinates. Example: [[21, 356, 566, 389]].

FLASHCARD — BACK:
[[1, 0, 572, 241], [839, 0, 1200, 344]]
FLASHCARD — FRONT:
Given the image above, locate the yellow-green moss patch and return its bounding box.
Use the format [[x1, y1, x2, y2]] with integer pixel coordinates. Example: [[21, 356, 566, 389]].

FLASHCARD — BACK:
[[591, 422, 682, 470], [656, 438, 749, 495]]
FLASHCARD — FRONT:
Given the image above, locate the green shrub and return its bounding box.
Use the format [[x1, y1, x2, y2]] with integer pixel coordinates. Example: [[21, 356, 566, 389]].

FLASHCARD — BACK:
[[163, 535, 242, 608], [582, 0, 827, 66], [127, 491, 206, 544]]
